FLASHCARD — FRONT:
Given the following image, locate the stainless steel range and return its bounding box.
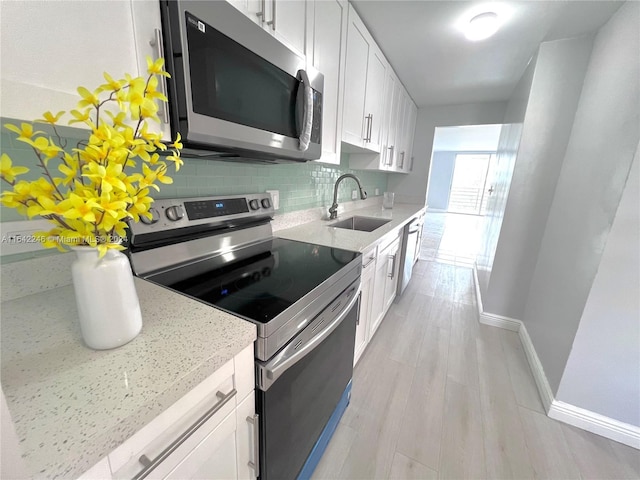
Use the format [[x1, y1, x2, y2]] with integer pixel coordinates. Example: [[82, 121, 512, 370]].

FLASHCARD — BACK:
[[127, 193, 361, 479]]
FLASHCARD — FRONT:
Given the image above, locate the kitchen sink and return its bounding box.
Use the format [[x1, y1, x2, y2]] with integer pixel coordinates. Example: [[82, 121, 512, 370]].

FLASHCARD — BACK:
[[329, 216, 391, 232]]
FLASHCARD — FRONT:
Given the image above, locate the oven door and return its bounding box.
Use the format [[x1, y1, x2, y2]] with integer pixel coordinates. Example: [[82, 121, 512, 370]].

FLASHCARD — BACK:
[[161, 0, 323, 161], [256, 280, 359, 480]]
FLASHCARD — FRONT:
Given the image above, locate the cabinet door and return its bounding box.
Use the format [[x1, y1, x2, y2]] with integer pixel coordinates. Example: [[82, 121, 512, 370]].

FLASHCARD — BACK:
[[407, 101, 418, 172], [354, 256, 375, 365], [383, 239, 401, 312], [226, 0, 264, 25], [362, 47, 386, 152], [163, 410, 239, 480], [394, 91, 409, 172], [308, 0, 348, 165], [236, 392, 258, 479], [386, 80, 402, 169], [342, 4, 369, 147], [267, 0, 307, 56], [0, 1, 138, 123], [379, 72, 396, 170], [130, 0, 172, 141], [370, 250, 389, 338]]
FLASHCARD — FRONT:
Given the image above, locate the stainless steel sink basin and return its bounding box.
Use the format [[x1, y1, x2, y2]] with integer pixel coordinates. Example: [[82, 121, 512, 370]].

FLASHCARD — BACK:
[[329, 216, 391, 232]]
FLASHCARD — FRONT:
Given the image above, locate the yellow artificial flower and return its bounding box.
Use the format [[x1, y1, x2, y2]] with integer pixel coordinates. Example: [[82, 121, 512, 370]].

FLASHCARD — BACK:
[[30, 195, 68, 219], [57, 153, 79, 186], [83, 162, 126, 193], [77, 86, 100, 108], [69, 108, 93, 126], [36, 111, 65, 125], [97, 194, 128, 219], [4, 122, 43, 141], [61, 193, 98, 223], [99, 72, 123, 92], [146, 56, 171, 78], [106, 111, 128, 129], [1, 62, 183, 256], [0, 153, 29, 183], [22, 136, 63, 160], [171, 133, 183, 150]]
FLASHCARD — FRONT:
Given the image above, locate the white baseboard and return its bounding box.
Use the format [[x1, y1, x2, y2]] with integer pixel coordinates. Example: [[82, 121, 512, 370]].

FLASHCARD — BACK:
[[479, 312, 521, 331], [518, 323, 554, 412], [549, 400, 640, 449], [472, 263, 639, 449]]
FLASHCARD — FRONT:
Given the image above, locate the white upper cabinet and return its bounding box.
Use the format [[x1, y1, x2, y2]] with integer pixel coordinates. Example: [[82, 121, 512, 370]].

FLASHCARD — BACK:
[[379, 72, 397, 170], [269, 0, 307, 56], [230, 0, 307, 57], [307, 0, 348, 165], [338, 2, 419, 174], [394, 91, 409, 172], [406, 101, 418, 172], [0, 1, 138, 123], [342, 4, 386, 152], [130, 0, 173, 141]]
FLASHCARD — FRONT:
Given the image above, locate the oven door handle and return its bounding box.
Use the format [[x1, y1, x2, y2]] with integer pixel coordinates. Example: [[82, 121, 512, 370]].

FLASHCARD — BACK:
[[257, 283, 360, 391]]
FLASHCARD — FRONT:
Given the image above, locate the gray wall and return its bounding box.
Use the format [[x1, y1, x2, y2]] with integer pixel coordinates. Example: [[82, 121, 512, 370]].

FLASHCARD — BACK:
[[480, 36, 594, 318], [476, 58, 534, 300], [557, 147, 640, 426], [426, 151, 455, 210], [387, 102, 507, 205], [523, 1, 640, 395]]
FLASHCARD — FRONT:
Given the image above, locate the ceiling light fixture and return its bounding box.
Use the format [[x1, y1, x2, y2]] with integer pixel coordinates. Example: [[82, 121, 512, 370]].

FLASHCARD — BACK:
[[465, 11, 499, 41]]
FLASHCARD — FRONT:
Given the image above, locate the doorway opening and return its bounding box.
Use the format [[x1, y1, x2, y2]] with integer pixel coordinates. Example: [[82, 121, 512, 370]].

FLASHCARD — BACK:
[[423, 124, 502, 265], [448, 153, 496, 215]]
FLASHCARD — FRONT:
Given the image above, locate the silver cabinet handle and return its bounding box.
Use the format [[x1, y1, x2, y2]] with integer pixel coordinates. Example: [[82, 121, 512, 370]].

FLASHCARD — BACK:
[[410, 155, 414, 171], [256, 0, 265, 22], [134, 389, 237, 480], [246, 414, 260, 477], [388, 254, 396, 278], [266, 0, 276, 30], [149, 29, 169, 124], [400, 151, 405, 168], [387, 146, 394, 166], [296, 69, 313, 151], [363, 255, 376, 269], [363, 114, 372, 142]]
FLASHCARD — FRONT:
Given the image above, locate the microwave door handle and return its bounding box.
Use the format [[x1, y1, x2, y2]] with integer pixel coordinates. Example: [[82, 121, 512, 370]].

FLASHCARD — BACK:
[[296, 69, 313, 151]]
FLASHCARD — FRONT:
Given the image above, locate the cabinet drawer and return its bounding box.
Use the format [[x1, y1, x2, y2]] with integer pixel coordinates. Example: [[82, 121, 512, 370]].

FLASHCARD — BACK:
[[110, 360, 237, 478]]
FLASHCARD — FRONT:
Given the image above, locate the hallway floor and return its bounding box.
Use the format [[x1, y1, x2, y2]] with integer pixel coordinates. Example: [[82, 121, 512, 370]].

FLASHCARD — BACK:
[[421, 211, 484, 266], [311, 214, 639, 479]]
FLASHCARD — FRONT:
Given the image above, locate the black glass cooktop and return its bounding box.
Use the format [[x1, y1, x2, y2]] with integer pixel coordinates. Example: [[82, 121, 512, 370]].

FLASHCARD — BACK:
[[159, 238, 359, 324]]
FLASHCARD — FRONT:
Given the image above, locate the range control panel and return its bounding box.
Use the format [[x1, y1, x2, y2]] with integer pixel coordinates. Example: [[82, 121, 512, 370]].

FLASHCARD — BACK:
[[129, 193, 275, 239]]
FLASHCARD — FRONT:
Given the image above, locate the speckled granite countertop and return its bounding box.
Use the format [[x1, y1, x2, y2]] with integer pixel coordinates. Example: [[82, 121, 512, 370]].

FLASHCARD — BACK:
[[275, 203, 425, 252], [1, 276, 256, 478]]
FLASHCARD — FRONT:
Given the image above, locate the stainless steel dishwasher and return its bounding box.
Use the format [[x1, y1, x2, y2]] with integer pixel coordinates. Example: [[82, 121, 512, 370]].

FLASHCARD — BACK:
[[397, 214, 424, 296]]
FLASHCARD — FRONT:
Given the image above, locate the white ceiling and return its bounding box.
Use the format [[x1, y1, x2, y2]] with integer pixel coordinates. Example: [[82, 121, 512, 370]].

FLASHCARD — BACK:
[[433, 124, 502, 151], [351, 0, 623, 107]]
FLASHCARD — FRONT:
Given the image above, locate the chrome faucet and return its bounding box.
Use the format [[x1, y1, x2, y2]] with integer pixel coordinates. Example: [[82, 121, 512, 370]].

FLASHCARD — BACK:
[[328, 174, 367, 220]]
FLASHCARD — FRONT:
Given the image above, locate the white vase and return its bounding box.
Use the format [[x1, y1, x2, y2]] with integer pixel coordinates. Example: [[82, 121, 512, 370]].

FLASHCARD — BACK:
[[71, 247, 142, 350]]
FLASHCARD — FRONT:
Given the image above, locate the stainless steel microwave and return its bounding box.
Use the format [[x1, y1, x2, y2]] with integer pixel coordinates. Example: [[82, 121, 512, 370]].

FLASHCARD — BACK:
[[159, 0, 323, 163]]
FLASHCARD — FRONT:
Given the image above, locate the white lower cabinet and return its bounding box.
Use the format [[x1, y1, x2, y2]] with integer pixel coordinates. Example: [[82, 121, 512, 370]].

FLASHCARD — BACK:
[[80, 345, 256, 480], [354, 229, 403, 364], [354, 246, 376, 365], [370, 232, 402, 340]]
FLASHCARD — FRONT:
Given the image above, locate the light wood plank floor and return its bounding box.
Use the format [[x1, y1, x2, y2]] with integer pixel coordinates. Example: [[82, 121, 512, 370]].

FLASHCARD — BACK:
[[312, 259, 640, 479]]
